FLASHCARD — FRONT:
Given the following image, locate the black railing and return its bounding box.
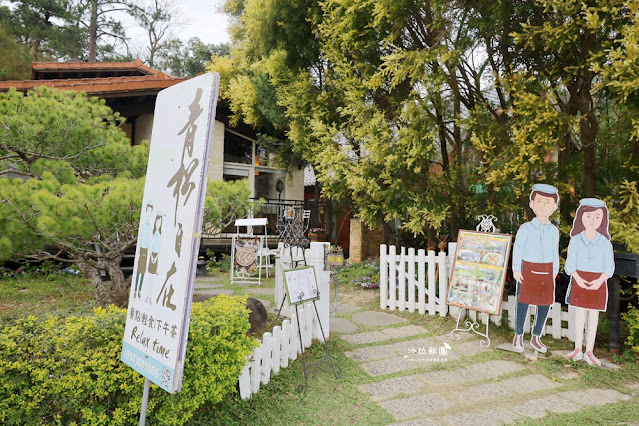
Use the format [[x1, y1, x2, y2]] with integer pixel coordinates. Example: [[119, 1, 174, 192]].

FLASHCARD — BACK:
[[254, 198, 331, 237], [214, 198, 332, 239]]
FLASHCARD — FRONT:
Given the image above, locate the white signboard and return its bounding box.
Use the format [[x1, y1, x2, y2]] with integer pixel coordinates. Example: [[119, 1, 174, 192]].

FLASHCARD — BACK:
[[284, 266, 320, 305], [121, 73, 220, 393]]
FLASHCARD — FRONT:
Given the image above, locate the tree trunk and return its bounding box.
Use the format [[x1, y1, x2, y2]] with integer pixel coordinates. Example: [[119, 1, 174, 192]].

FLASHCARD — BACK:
[[520, 192, 534, 221], [88, 0, 98, 62], [449, 213, 459, 242], [426, 225, 436, 251], [105, 256, 129, 307], [77, 261, 111, 307], [580, 109, 598, 197], [558, 126, 574, 225]]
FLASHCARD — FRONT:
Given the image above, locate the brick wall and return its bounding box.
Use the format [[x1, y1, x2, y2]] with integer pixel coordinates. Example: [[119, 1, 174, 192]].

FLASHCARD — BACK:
[[349, 218, 386, 263]]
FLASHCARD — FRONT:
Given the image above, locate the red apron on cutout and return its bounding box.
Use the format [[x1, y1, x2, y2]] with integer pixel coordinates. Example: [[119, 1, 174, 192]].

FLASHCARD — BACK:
[[518, 260, 554, 306], [568, 270, 608, 311]]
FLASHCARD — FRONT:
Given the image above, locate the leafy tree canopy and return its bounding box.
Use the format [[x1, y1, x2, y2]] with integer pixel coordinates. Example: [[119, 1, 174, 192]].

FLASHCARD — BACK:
[[0, 25, 32, 80], [214, 0, 639, 250]]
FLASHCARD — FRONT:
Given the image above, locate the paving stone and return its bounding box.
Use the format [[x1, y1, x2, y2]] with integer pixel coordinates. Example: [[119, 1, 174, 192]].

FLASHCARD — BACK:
[[559, 388, 631, 406], [352, 311, 407, 327], [418, 367, 482, 385], [358, 375, 425, 400], [346, 345, 398, 362], [551, 349, 573, 359], [340, 331, 389, 345], [192, 289, 235, 302], [448, 340, 492, 357], [335, 303, 360, 314], [194, 281, 223, 289], [443, 408, 521, 426], [499, 374, 561, 393], [600, 359, 622, 370], [467, 360, 526, 379], [245, 287, 276, 296], [361, 357, 420, 377], [194, 276, 223, 283], [511, 395, 582, 419], [452, 382, 514, 403], [390, 419, 442, 426], [380, 325, 428, 339], [330, 317, 359, 334], [379, 393, 453, 420], [388, 338, 455, 358]]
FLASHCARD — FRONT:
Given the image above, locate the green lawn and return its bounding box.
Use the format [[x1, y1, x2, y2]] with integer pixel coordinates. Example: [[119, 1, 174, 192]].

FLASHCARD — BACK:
[[0, 273, 95, 322]]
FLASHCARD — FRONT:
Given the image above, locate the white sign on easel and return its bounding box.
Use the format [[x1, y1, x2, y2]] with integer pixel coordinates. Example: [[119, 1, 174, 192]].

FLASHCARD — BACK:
[[121, 73, 220, 394], [284, 266, 320, 305]]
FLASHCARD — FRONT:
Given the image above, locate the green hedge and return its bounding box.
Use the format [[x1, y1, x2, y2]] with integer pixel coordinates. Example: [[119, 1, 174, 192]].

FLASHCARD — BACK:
[[0, 295, 257, 425]]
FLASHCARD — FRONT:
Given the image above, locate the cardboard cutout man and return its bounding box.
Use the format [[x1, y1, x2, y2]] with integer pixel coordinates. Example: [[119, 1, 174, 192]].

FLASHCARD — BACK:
[[564, 198, 614, 366], [512, 184, 560, 353]]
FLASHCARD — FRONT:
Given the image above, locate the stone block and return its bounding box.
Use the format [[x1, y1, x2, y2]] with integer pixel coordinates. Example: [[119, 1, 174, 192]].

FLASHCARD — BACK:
[[346, 345, 398, 362], [443, 408, 520, 425], [380, 325, 428, 339], [390, 419, 442, 426], [340, 331, 389, 345], [452, 382, 514, 403], [352, 311, 407, 327], [499, 374, 561, 393], [448, 340, 492, 357], [559, 388, 631, 406], [358, 375, 425, 401], [329, 318, 359, 334], [511, 395, 582, 419], [379, 393, 453, 420], [467, 360, 526, 379], [419, 367, 482, 385], [246, 287, 276, 296], [361, 357, 420, 377]]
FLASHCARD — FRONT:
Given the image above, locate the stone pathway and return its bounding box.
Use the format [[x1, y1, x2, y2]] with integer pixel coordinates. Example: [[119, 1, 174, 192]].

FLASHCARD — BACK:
[[337, 310, 632, 425]]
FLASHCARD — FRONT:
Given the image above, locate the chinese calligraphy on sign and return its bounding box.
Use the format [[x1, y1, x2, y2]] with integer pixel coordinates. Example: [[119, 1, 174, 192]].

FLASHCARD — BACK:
[[121, 73, 220, 393]]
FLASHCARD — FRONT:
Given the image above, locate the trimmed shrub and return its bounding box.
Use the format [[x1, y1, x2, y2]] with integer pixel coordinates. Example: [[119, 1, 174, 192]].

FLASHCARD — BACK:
[[0, 295, 256, 425]]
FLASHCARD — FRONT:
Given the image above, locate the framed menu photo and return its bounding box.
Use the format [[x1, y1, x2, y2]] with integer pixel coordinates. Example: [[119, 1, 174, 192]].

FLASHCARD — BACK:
[[284, 266, 320, 305], [446, 230, 512, 315]]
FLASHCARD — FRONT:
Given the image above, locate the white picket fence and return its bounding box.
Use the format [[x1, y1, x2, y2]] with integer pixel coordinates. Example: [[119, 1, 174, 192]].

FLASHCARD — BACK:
[[379, 244, 451, 317], [380, 244, 581, 342], [238, 302, 318, 399]]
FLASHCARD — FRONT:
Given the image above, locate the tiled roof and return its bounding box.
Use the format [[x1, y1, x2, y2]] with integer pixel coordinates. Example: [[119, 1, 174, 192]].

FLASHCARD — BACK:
[[30, 59, 168, 78], [0, 75, 187, 95], [0, 59, 186, 96]]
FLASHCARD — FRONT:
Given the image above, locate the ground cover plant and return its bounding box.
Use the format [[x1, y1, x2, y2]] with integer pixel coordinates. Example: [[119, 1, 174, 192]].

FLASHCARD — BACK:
[[0, 294, 255, 425]]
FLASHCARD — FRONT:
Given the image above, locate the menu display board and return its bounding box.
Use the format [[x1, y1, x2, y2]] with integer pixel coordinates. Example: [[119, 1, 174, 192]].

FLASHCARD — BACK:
[[284, 266, 320, 305], [446, 230, 512, 315]]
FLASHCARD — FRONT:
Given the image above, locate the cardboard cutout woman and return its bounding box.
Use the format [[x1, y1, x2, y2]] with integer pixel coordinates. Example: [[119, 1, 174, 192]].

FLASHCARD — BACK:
[[512, 183, 560, 353], [564, 198, 614, 366]]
